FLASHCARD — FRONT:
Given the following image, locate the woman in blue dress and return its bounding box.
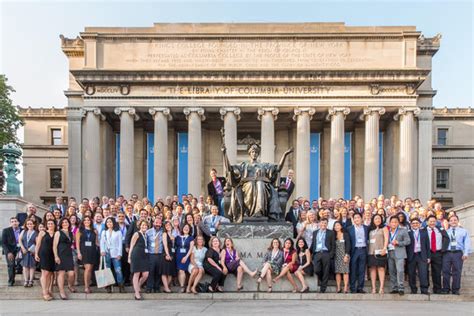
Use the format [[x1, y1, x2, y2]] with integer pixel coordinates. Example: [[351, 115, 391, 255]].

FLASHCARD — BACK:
[[175, 223, 195, 292]]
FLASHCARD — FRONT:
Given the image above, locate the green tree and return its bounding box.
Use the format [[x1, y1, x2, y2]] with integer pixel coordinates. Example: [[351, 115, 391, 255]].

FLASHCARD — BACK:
[[0, 75, 23, 192], [0, 75, 23, 147]]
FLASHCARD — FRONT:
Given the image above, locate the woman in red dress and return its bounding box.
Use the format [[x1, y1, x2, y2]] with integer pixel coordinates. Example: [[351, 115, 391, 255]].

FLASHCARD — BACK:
[[272, 238, 299, 292]]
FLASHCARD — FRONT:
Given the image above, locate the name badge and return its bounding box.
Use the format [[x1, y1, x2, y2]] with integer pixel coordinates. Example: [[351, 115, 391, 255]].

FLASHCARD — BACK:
[[340, 239, 345, 243], [316, 243, 322, 250], [151, 242, 155, 249], [370, 239, 376, 244], [450, 241, 457, 247], [171, 248, 175, 253], [388, 244, 395, 251], [85, 241, 92, 247], [145, 249, 149, 254], [374, 249, 382, 255], [16, 243, 20, 248], [180, 248, 186, 254], [210, 227, 216, 233]]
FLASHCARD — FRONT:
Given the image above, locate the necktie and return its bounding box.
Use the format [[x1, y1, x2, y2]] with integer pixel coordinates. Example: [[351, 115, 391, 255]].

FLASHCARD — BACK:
[[286, 178, 290, 189], [154, 230, 160, 253], [430, 229, 437, 253], [450, 228, 456, 251]]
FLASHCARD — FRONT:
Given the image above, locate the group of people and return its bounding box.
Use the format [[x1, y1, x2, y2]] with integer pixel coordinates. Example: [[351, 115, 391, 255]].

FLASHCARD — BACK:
[[1, 171, 471, 300]]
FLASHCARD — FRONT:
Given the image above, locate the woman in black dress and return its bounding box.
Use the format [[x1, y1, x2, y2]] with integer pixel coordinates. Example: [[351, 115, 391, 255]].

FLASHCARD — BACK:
[[294, 237, 312, 293], [128, 219, 150, 300], [161, 220, 177, 293], [53, 218, 76, 300], [35, 219, 56, 301], [76, 216, 99, 294], [203, 236, 226, 292]]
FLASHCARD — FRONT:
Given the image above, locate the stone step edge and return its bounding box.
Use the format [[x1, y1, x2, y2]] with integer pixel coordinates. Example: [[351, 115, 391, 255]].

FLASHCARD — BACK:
[[0, 292, 472, 302]]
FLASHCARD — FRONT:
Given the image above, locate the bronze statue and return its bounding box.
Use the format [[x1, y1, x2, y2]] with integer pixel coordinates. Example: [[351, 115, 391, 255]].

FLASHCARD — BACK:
[[221, 128, 293, 223]]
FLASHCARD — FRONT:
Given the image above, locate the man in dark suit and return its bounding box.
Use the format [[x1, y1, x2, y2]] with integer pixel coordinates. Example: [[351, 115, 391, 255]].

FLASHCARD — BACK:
[[407, 217, 431, 294], [49, 196, 67, 216], [207, 168, 226, 216], [310, 218, 336, 293], [16, 204, 42, 227], [125, 209, 150, 251], [2, 217, 21, 286], [347, 212, 369, 293], [285, 200, 300, 238], [279, 169, 295, 198], [426, 215, 449, 294]]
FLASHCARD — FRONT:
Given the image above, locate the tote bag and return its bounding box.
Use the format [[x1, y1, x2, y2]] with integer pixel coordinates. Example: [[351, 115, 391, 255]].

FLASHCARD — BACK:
[[95, 256, 115, 288]]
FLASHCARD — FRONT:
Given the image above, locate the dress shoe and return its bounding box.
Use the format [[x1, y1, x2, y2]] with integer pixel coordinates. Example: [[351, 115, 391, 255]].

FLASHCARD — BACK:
[[145, 288, 152, 294], [398, 290, 404, 296], [390, 290, 399, 294], [350, 290, 357, 294], [411, 290, 417, 294], [357, 289, 366, 294], [320, 289, 326, 293], [441, 290, 450, 295], [421, 291, 429, 295], [452, 291, 460, 295]]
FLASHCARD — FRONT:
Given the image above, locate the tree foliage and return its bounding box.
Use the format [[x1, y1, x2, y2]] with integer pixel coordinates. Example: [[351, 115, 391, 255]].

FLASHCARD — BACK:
[[0, 75, 23, 150]]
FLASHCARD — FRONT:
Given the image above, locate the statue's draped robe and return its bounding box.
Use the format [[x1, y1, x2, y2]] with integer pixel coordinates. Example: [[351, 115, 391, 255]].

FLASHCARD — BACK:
[[228, 161, 282, 221]]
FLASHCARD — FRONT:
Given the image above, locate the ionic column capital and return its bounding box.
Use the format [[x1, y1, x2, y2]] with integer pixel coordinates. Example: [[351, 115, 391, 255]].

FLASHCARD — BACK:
[[66, 107, 86, 121], [292, 107, 316, 121], [326, 107, 350, 121], [114, 107, 139, 121], [257, 107, 279, 121], [393, 106, 421, 121], [149, 107, 172, 121], [183, 107, 206, 121], [84, 107, 105, 121], [220, 107, 241, 121], [359, 107, 386, 121]]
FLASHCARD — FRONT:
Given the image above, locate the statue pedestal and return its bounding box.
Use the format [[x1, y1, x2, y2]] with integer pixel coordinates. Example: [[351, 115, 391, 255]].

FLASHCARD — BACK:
[[0, 196, 47, 237], [214, 222, 319, 291]]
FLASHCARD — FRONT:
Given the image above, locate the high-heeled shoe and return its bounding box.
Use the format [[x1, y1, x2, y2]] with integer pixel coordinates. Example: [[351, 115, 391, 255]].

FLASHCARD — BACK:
[[237, 285, 243, 291], [68, 286, 77, 293], [267, 286, 272, 293], [134, 295, 143, 300], [42, 295, 52, 301], [59, 294, 68, 300], [301, 287, 309, 293], [337, 289, 342, 293]]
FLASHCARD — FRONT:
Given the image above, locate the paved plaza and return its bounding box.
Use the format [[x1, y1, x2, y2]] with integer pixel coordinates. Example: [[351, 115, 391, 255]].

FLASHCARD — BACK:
[[0, 299, 473, 316]]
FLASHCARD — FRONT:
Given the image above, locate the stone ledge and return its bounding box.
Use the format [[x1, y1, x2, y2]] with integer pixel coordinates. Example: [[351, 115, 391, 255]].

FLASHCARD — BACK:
[[0, 292, 472, 302]]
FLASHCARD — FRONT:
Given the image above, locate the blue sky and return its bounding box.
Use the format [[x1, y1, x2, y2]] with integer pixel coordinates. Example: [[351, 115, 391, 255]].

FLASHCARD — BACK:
[[0, 0, 473, 108]]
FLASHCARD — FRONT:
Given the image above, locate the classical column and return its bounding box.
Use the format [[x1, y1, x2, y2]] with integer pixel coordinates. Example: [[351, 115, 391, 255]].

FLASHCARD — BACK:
[[417, 109, 434, 204], [394, 107, 420, 199], [66, 107, 84, 200], [258, 107, 279, 163], [293, 107, 315, 199], [220, 107, 241, 165], [83, 108, 105, 198], [114, 107, 138, 199], [184, 107, 205, 196], [327, 107, 350, 199], [361, 107, 385, 200], [149, 107, 172, 201]]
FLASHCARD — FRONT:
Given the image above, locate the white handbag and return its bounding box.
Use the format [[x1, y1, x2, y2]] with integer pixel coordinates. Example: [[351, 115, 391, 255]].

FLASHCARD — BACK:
[[95, 256, 115, 288]]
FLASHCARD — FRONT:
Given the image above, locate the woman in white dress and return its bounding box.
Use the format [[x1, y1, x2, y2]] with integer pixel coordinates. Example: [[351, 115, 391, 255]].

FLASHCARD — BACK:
[[297, 210, 319, 248], [186, 235, 207, 294]]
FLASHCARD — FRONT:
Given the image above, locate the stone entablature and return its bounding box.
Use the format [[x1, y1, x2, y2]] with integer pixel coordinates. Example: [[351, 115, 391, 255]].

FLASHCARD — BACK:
[[19, 106, 67, 118]]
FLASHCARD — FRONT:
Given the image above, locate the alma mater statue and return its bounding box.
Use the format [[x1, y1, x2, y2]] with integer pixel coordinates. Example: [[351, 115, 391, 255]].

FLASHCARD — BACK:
[[221, 128, 293, 223]]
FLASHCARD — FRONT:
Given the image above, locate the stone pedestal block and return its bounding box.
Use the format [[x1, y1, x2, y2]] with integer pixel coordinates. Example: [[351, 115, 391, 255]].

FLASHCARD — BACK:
[[215, 223, 319, 291]]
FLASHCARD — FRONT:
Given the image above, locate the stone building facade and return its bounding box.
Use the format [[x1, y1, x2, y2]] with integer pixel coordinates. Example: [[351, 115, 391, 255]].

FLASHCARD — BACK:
[[20, 23, 465, 206]]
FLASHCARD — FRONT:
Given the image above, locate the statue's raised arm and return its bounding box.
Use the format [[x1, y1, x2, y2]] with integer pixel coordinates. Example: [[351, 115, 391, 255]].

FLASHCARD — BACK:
[[277, 147, 294, 172]]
